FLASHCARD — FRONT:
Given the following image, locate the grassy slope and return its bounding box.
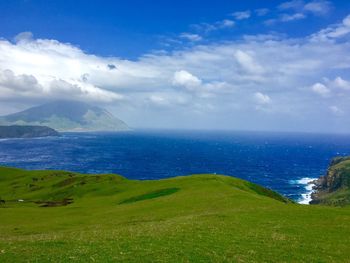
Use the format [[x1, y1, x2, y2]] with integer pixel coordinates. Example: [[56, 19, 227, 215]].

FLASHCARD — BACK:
[[0, 167, 350, 262]]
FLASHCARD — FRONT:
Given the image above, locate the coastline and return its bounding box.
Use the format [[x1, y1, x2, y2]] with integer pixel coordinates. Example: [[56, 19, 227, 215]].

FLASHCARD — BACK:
[[290, 177, 318, 205], [298, 177, 317, 205]]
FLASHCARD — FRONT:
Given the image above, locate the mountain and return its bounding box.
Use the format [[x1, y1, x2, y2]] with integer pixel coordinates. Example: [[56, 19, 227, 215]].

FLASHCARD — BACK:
[[0, 125, 59, 139], [311, 156, 350, 206], [1, 167, 350, 262], [0, 101, 130, 132]]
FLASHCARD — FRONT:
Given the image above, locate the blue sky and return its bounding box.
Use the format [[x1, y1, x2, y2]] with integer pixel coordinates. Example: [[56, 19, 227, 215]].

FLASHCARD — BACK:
[[1, 0, 350, 132], [1, 0, 349, 58]]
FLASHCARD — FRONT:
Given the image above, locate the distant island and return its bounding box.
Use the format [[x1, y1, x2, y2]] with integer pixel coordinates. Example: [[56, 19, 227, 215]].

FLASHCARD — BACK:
[[0, 100, 130, 132], [0, 125, 59, 139]]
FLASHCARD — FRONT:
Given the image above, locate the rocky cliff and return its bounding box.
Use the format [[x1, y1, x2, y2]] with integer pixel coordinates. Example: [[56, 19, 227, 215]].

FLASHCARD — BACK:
[[310, 156, 350, 206]]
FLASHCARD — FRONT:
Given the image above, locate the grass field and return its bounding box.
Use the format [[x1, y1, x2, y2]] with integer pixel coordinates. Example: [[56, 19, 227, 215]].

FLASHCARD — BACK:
[[1, 166, 350, 262]]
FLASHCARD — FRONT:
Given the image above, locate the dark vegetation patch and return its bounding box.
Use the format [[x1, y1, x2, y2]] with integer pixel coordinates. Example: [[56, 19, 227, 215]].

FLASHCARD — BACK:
[[29, 185, 43, 191], [119, 188, 180, 205], [35, 198, 74, 207], [53, 177, 78, 187], [244, 182, 290, 203]]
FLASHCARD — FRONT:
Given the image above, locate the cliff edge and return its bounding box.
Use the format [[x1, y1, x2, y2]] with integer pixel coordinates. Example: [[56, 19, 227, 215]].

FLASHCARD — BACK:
[[311, 156, 350, 206]]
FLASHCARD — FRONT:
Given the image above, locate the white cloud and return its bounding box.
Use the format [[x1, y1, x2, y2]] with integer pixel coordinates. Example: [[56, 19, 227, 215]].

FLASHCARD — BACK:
[[308, 76, 350, 98], [179, 33, 202, 42], [0, 69, 41, 93], [172, 70, 202, 90], [172, 70, 232, 98], [231, 11, 251, 20], [255, 8, 270, 16], [278, 0, 304, 11], [276, 1, 332, 25], [219, 19, 235, 28], [0, 35, 132, 103], [278, 0, 331, 15], [329, 105, 344, 116], [192, 19, 235, 33], [304, 0, 332, 15], [14, 31, 33, 43], [254, 92, 271, 104], [234, 50, 263, 74], [147, 94, 172, 107], [0, 68, 122, 102], [311, 15, 350, 41], [331, 77, 350, 90], [311, 82, 330, 97], [280, 13, 306, 22]]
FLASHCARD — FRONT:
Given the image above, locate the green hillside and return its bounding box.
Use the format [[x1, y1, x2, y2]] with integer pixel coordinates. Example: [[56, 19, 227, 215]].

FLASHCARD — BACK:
[[1, 167, 350, 262]]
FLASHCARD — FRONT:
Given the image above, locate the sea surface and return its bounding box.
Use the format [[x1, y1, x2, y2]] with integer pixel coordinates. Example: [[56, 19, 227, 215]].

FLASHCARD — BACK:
[[1, 130, 350, 203]]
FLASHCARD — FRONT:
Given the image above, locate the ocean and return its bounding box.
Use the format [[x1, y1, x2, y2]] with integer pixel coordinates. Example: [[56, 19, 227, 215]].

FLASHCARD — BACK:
[[1, 130, 350, 203]]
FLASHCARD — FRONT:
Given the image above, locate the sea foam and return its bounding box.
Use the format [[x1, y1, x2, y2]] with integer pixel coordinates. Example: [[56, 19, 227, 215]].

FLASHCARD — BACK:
[[290, 177, 317, 205]]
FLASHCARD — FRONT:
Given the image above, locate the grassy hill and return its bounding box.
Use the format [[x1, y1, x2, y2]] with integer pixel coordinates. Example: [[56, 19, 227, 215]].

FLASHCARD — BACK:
[[1, 167, 350, 262]]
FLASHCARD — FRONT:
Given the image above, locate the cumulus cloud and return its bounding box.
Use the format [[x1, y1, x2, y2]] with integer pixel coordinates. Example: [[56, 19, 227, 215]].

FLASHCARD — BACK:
[[254, 92, 271, 104], [172, 70, 202, 90], [331, 77, 350, 90], [0, 68, 122, 102], [0, 69, 41, 92], [309, 77, 350, 98], [172, 70, 230, 98], [0, 34, 153, 103], [311, 82, 330, 97], [232, 11, 251, 20]]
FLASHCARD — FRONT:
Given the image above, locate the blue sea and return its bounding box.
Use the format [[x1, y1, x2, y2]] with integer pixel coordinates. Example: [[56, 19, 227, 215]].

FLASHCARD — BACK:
[[1, 130, 350, 203]]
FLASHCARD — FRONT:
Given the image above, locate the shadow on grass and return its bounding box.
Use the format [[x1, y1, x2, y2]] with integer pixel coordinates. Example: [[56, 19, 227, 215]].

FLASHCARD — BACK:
[[119, 188, 180, 205]]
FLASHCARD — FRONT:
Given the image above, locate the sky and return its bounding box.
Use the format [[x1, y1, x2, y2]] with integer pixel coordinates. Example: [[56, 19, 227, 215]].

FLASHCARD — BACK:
[[1, 0, 350, 133]]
